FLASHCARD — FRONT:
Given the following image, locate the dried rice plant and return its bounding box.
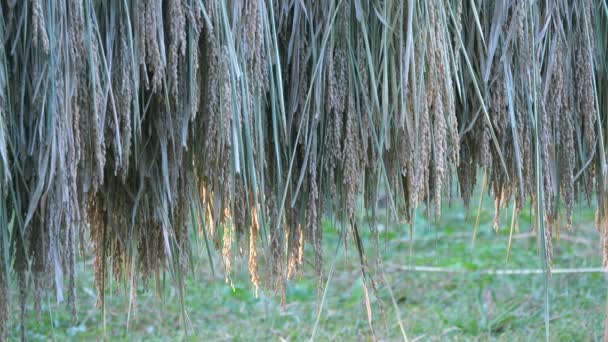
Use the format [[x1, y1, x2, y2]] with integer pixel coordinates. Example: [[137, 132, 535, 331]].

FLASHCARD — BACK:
[[0, 0, 607, 339]]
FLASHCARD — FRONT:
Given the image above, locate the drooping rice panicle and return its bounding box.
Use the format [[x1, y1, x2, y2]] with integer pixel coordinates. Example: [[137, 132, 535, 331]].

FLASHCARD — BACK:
[[0, 1, 606, 338]]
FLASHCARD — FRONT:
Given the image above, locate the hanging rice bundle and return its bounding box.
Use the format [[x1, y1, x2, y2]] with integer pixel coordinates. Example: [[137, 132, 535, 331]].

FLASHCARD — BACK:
[[0, 0, 607, 338]]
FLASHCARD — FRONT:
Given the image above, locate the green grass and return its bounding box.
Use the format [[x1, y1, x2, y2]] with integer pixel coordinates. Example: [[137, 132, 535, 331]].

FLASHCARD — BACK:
[[8, 191, 606, 341]]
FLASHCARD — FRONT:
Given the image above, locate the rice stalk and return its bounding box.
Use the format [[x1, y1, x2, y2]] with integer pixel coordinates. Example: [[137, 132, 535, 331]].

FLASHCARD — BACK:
[[0, 1, 605, 339]]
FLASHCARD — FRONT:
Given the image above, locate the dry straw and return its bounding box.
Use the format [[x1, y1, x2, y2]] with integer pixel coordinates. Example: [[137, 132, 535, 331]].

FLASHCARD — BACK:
[[0, 0, 607, 338]]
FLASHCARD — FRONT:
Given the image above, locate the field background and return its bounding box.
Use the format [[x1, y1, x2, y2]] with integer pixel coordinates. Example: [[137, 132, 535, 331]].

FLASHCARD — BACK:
[[9, 188, 606, 341]]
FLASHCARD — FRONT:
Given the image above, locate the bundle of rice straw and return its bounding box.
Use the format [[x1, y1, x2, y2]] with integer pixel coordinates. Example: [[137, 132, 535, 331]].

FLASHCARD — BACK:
[[0, 0, 606, 339]]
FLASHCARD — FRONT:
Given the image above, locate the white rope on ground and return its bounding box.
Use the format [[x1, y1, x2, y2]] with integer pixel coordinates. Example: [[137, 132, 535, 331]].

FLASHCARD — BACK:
[[394, 265, 607, 275]]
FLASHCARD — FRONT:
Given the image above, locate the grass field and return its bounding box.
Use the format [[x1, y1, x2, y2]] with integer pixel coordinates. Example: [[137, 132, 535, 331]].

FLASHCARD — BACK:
[[9, 189, 606, 341]]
